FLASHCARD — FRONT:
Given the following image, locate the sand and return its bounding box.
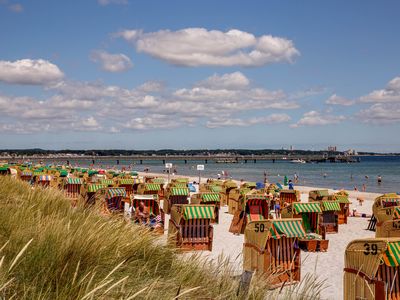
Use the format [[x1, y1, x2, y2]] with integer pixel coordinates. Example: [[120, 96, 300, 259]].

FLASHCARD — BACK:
[[140, 171, 381, 300]]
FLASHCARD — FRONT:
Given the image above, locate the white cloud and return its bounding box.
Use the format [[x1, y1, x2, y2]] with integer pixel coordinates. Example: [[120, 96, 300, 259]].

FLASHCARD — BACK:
[[197, 72, 249, 90], [123, 115, 180, 130], [98, 0, 128, 6], [0, 71, 304, 132], [326, 94, 355, 106], [291, 111, 345, 128], [90, 50, 132, 72], [356, 103, 400, 124], [0, 59, 63, 85], [359, 76, 400, 103], [206, 113, 291, 128], [116, 27, 299, 67]]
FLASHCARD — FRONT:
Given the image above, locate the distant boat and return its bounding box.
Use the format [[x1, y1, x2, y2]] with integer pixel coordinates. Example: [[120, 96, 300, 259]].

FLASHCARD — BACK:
[[291, 159, 306, 164]]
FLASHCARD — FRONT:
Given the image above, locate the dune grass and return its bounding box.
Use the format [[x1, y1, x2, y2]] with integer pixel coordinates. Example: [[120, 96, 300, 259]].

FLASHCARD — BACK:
[[0, 176, 325, 299], [0, 177, 274, 299]]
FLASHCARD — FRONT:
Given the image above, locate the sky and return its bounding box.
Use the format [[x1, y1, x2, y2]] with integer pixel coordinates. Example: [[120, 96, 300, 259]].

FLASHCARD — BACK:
[[0, 0, 400, 152]]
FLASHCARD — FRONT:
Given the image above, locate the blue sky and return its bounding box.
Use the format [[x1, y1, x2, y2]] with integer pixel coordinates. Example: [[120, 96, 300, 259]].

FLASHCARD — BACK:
[[0, 0, 400, 151]]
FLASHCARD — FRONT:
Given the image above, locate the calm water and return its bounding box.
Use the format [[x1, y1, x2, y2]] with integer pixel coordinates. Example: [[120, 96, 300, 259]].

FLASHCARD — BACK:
[[38, 156, 399, 194]]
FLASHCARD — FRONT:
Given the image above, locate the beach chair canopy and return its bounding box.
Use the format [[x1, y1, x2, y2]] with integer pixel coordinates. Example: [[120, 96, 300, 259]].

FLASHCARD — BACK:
[[334, 195, 351, 204], [171, 204, 215, 223], [172, 178, 189, 184], [59, 170, 68, 177], [105, 187, 126, 199], [151, 178, 165, 184], [144, 183, 161, 191], [169, 187, 189, 196], [169, 183, 188, 189], [311, 190, 329, 197], [100, 179, 114, 186], [118, 178, 135, 185], [88, 170, 99, 176], [321, 201, 341, 211], [292, 202, 322, 214], [65, 177, 83, 185], [87, 184, 106, 193], [38, 175, 52, 181], [223, 180, 237, 189], [200, 193, 221, 203], [208, 185, 222, 193], [375, 193, 400, 207], [346, 238, 400, 272], [245, 219, 306, 251], [242, 182, 256, 189]]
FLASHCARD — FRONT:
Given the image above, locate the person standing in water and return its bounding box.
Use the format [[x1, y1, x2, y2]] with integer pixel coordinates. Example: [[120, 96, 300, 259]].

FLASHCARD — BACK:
[[377, 175, 382, 184]]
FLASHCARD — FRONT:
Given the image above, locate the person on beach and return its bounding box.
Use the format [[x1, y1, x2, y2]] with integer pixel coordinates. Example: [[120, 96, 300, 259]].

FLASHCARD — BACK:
[[362, 184, 366, 192], [288, 180, 294, 190], [135, 201, 150, 224], [294, 173, 298, 183], [274, 200, 281, 219]]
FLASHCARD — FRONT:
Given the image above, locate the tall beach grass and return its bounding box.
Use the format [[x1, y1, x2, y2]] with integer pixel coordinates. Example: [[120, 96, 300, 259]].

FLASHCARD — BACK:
[[0, 176, 324, 299]]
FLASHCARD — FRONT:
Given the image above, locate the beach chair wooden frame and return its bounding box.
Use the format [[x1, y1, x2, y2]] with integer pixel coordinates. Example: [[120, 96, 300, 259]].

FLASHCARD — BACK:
[[372, 194, 400, 233], [137, 183, 162, 196], [132, 194, 164, 234], [190, 192, 221, 223], [168, 204, 214, 251], [333, 193, 351, 224], [320, 201, 340, 234], [228, 188, 251, 215], [229, 195, 270, 234], [279, 189, 300, 205], [308, 189, 330, 202], [35, 174, 53, 188], [63, 177, 83, 200], [102, 187, 127, 214], [243, 219, 305, 287], [344, 238, 400, 300], [19, 170, 33, 182], [84, 183, 106, 206], [163, 186, 189, 214], [281, 202, 329, 251]]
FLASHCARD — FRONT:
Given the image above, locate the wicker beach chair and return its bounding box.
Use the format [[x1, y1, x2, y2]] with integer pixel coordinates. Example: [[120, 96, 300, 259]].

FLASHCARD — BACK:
[[163, 186, 189, 214], [168, 204, 214, 251], [63, 177, 83, 203], [371, 194, 400, 232], [229, 194, 270, 234], [131, 194, 164, 234], [190, 192, 221, 223], [279, 189, 300, 205], [308, 189, 330, 202], [344, 238, 400, 300], [243, 219, 305, 287]]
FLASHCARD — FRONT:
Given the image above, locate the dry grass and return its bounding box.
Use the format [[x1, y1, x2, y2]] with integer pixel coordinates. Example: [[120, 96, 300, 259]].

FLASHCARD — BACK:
[[0, 176, 324, 299]]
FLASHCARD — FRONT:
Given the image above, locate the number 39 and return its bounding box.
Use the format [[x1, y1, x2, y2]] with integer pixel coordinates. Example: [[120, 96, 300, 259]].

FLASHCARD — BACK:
[[364, 243, 378, 255], [254, 223, 265, 232]]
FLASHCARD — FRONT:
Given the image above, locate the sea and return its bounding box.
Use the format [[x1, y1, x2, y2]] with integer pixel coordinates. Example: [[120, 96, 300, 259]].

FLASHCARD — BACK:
[[37, 155, 399, 194]]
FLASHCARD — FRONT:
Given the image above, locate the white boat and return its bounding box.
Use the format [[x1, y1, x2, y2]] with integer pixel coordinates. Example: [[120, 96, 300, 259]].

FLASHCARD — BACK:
[[290, 159, 306, 164]]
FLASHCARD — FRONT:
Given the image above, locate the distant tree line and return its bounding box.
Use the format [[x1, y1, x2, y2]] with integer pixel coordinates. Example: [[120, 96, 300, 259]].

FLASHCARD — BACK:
[[0, 148, 354, 156]]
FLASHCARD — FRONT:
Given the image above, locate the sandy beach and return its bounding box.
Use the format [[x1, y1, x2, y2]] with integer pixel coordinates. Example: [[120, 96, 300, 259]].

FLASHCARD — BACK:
[[141, 171, 381, 300]]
